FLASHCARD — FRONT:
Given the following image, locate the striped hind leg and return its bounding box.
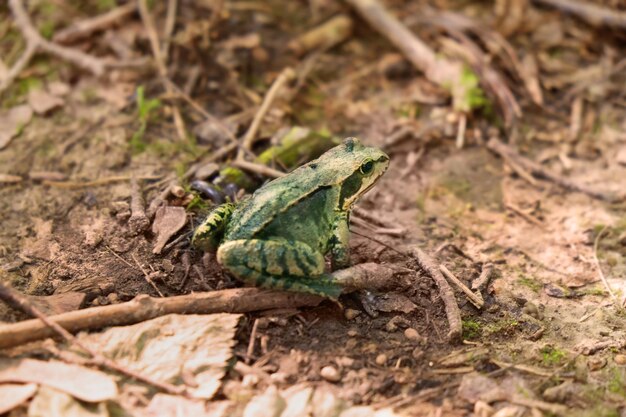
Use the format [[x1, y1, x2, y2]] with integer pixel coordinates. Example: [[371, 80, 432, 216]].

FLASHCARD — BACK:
[[216, 239, 343, 299]]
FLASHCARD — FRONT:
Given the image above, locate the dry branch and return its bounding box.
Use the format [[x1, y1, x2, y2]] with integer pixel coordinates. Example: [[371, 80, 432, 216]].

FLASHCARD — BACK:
[[408, 247, 462, 342], [0, 288, 324, 350], [0, 282, 184, 395], [487, 137, 620, 202], [2, 0, 108, 93], [533, 0, 626, 29], [288, 15, 354, 56], [345, 0, 466, 111], [53, 2, 137, 44]]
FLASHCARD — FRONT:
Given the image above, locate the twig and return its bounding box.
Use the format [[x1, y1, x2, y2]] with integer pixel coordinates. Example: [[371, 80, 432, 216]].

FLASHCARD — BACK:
[[131, 253, 164, 298], [0, 42, 36, 93], [408, 247, 462, 342], [128, 176, 150, 235], [162, 0, 178, 62], [53, 2, 137, 44], [231, 159, 285, 178], [3, 0, 106, 93], [42, 174, 162, 189], [345, 0, 466, 111], [439, 264, 484, 309], [0, 287, 325, 350], [455, 113, 466, 149], [245, 319, 259, 364], [238, 67, 296, 157], [0, 281, 185, 396], [487, 137, 619, 202], [471, 262, 494, 291], [137, 0, 186, 141], [532, 0, 626, 29], [592, 226, 618, 305], [504, 201, 547, 229], [288, 15, 354, 56]]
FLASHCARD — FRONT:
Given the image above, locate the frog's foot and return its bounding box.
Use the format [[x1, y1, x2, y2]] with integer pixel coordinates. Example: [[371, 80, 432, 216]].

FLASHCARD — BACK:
[[191, 203, 236, 252], [217, 239, 343, 299]]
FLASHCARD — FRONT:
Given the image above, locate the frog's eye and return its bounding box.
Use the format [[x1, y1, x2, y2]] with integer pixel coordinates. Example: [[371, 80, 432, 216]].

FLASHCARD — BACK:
[[360, 159, 375, 175]]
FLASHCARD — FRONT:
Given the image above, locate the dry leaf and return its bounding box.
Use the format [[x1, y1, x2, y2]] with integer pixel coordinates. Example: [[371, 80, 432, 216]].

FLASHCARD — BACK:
[[28, 386, 109, 417], [152, 206, 187, 254], [28, 89, 65, 115], [0, 358, 117, 402], [28, 292, 86, 315], [0, 104, 33, 150], [145, 395, 231, 417], [79, 314, 241, 399], [0, 383, 37, 414]]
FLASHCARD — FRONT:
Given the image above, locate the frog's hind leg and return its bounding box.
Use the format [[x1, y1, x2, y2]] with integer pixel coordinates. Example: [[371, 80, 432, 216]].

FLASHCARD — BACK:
[[216, 239, 343, 299]]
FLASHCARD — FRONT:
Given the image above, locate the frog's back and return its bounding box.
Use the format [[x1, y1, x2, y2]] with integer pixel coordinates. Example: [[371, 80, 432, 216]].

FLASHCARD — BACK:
[[223, 138, 384, 241]]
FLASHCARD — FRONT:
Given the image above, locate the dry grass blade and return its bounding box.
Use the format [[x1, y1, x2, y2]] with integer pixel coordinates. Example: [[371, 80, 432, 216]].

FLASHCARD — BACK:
[[533, 0, 626, 28]]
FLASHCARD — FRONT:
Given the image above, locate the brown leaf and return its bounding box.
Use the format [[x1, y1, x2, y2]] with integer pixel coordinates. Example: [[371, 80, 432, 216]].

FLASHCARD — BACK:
[[28, 386, 109, 417], [28, 292, 86, 315], [0, 104, 33, 150], [0, 358, 117, 402], [0, 383, 37, 414], [28, 89, 65, 115], [152, 206, 187, 254]]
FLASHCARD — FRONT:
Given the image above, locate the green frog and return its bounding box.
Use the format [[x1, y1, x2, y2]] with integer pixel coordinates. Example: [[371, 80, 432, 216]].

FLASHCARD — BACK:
[[192, 138, 389, 299]]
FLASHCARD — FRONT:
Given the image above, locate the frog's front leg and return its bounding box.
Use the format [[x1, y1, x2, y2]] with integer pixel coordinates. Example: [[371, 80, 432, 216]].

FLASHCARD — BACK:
[[216, 239, 343, 299], [330, 211, 351, 270]]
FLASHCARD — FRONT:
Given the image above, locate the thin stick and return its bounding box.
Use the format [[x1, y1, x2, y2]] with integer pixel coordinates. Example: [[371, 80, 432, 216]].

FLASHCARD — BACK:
[[0, 288, 324, 350], [131, 253, 165, 297], [137, 0, 186, 141], [239, 67, 295, 157], [9, 0, 106, 75], [504, 202, 547, 230], [42, 174, 162, 189], [162, 0, 178, 62], [487, 137, 618, 202], [0, 41, 36, 93], [53, 2, 137, 44], [245, 319, 259, 364], [231, 159, 285, 178], [408, 247, 462, 342], [533, 0, 626, 29], [592, 226, 618, 304], [439, 264, 484, 309], [0, 282, 185, 396], [471, 263, 494, 291]]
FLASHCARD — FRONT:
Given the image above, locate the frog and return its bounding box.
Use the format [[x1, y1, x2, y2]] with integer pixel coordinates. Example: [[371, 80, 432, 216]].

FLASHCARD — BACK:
[[191, 137, 389, 299]]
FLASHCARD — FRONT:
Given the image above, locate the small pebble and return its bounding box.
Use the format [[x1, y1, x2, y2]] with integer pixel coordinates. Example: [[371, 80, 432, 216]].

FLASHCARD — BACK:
[[404, 328, 427, 345], [347, 329, 358, 337], [344, 308, 361, 320], [375, 354, 387, 366], [106, 293, 119, 304], [615, 354, 626, 365], [320, 365, 341, 382]]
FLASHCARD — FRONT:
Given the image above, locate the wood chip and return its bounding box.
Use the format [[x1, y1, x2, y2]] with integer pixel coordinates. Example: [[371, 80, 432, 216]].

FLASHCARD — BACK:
[[152, 206, 187, 254]]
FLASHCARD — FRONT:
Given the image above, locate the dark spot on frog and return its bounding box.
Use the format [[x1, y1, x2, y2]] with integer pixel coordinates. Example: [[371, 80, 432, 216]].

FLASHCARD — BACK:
[[344, 137, 356, 152], [310, 163, 318, 170]]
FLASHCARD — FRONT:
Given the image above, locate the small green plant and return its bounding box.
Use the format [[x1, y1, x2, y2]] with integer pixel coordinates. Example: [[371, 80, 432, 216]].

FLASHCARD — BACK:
[[130, 86, 161, 154], [462, 319, 481, 340], [540, 346, 566, 366], [484, 318, 519, 336]]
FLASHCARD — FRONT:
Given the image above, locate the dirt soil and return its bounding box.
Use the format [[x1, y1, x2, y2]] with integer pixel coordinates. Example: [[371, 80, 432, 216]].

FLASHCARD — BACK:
[[2, 0, 626, 416]]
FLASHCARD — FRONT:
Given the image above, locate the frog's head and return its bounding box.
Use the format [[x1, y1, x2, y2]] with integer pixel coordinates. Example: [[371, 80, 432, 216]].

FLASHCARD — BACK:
[[326, 137, 390, 210]]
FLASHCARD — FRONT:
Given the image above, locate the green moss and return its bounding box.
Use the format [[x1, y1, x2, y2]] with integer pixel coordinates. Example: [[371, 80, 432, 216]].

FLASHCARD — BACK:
[[517, 274, 542, 292], [484, 318, 519, 336], [540, 345, 567, 366], [607, 367, 626, 398], [462, 319, 481, 340]]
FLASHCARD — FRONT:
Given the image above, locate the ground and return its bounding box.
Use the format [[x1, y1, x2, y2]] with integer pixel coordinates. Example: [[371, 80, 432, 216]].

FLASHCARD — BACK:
[[1, 0, 626, 416]]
